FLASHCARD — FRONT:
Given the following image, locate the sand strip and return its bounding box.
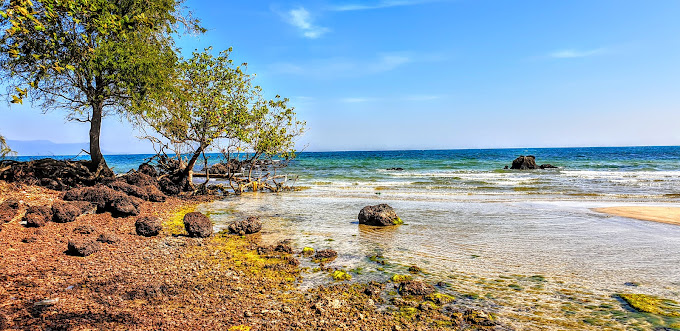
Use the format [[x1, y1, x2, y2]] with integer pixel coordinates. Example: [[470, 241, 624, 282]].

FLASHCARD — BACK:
[[593, 206, 680, 226]]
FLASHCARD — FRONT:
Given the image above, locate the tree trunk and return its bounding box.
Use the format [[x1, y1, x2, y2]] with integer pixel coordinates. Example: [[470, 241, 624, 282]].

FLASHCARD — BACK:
[[182, 144, 205, 184], [88, 102, 111, 177]]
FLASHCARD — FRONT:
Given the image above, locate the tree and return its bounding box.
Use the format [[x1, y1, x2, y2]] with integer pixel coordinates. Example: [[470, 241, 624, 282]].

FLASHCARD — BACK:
[[0, 0, 201, 174], [142, 48, 304, 191], [0, 133, 14, 158]]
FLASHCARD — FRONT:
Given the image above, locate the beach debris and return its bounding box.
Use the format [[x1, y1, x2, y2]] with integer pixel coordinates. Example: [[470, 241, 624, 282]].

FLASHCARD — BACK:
[[23, 205, 53, 227], [63, 185, 143, 217], [398, 280, 435, 296], [33, 298, 59, 307], [313, 249, 338, 263], [617, 293, 680, 317], [510, 155, 537, 170], [183, 212, 213, 238], [228, 216, 262, 235], [52, 201, 97, 223], [358, 204, 403, 226], [67, 239, 101, 257], [136, 216, 163, 237], [97, 232, 120, 244]]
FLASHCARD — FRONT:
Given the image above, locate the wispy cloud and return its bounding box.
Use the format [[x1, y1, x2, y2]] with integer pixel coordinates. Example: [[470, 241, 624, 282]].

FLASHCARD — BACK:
[[284, 7, 329, 39], [331, 0, 448, 11], [269, 52, 416, 78], [549, 48, 606, 59]]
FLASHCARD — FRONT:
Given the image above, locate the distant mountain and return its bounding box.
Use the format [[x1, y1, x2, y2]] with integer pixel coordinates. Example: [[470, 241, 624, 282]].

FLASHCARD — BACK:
[[6, 140, 91, 156]]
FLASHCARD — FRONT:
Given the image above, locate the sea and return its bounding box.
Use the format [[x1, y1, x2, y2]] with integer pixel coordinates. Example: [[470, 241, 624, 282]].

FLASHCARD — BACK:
[[12, 146, 680, 329]]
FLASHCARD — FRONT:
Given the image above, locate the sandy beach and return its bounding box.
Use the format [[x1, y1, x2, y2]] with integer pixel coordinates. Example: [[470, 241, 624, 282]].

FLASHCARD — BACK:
[[594, 206, 680, 226]]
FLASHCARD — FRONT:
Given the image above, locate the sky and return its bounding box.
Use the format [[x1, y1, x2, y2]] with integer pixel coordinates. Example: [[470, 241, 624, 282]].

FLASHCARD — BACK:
[[2, 0, 680, 153]]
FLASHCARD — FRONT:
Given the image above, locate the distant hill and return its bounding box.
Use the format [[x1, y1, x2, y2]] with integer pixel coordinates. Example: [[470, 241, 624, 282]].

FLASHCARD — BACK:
[[6, 140, 91, 156]]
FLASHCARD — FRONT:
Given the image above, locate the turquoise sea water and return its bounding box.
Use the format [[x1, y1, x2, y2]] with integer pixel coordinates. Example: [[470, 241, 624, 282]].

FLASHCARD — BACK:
[[12, 146, 680, 329]]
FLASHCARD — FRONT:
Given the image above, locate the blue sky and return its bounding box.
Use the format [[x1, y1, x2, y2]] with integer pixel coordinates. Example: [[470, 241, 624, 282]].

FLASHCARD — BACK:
[[2, 0, 680, 153]]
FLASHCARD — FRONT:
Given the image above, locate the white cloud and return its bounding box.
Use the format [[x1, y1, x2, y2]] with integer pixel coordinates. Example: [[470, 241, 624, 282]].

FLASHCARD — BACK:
[[331, 0, 448, 11], [270, 52, 415, 78], [284, 7, 329, 39], [549, 48, 606, 59]]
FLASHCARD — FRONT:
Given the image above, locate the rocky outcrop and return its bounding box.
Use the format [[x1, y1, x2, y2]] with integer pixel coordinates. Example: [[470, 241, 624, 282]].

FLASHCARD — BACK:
[[23, 205, 53, 227], [67, 239, 101, 257], [398, 280, 435, 296], [52, 201, 97, 223], [183, 212, 212, 238], [63, 185, 143, 217], [135, 216, 162, 237], [510, 156, 537, 170], [358, 204, 402, 226], [228, 216, 262, 235]]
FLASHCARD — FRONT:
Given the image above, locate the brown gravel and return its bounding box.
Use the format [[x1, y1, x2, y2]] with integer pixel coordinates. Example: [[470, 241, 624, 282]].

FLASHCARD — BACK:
[[0, 181, 501, 330]]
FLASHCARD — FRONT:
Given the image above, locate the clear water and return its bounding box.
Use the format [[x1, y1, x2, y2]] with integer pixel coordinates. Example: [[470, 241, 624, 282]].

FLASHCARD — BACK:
[[13, 146, 680, 329]]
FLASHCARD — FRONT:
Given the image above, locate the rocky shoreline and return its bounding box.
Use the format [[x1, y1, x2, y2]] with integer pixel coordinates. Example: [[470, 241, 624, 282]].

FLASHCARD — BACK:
[[0, 180, 503, 330]]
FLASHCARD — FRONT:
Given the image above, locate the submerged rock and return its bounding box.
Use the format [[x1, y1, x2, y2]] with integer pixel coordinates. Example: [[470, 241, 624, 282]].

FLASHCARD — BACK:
[[398, 280, 435, 296], [135, 216, 162, 237], [228, 216, 262, 235], [539, 164, 558, 169], [358, 204, 402, 226], [183, 212, 213, 238], [313, 249, 338, 262], [510, 155, 537, 170], [67, 239, 101, 257]]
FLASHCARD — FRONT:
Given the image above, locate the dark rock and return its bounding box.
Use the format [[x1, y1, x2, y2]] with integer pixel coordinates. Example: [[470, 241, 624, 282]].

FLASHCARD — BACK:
[[275, 243, 293, 254], [73, 225, 96, 235], [313, 249, 338, 262], [123, 171, 157, 188], [510, 155, 537, 170], [138, 163, 158, 177], [52, 201, 96, 223], [0, 198, 20, 223], [398, 280, 435, 296], [539, 164, 558, 169], [108, 180, 149, 200], [159, 177, 180, 195], [63, 185, 142, 217], [358, 204, 402, 226], [228, 216, 262, 235], [67, 239, 101, 257], [97, 232, 120, 244], [135, 216, 162, 237], [386, 167, 404, 171], [144, 185, 166, 202], [23, 205, 53, 228], [39, 178, 62, 190], [183, 212, 212, 238], [504, 165, 509, 170], [408, 265, 423, 274]]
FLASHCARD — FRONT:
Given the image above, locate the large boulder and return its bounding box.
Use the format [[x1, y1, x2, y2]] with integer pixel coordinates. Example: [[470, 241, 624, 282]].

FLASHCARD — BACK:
[[0, 198, 21, 223], [183, 212, 213, 238], [138, 163, 158, 177], [63, 185, 142, 217], [398, 280, 435, 296], [122, 171, 157, 188], [510, 156, 537, 170], [67, 239, 101, 257], [135, 216, 162, 237], [228, 216, 262, 235], [23, 205, 53, 227], [159, 177, 181, 196], [52, 201, 97, 223], [358, 204, 403, 226]]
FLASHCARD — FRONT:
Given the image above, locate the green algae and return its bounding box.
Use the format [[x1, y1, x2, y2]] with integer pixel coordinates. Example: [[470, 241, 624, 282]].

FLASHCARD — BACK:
[[331, 270, 352, 281], [426, 293, 455, 304], [391, 274, 413, 282], [618, 294, 680, 317], [301, 247, 315, 256]]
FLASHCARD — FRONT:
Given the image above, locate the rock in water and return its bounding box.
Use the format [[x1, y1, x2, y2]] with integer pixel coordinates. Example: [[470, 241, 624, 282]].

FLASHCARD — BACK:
[[228, 216, 262, 235], [23, 205, 53, 227], [358, 204, 402, 226], [540, 164, 558, 169], [52, 201, 97, 223], [398, 280, 435, 296], [135, 216, 162, 237], [510, 155, 537, 170], [67, 239, 101, 257], [183, 212, 213, 238]]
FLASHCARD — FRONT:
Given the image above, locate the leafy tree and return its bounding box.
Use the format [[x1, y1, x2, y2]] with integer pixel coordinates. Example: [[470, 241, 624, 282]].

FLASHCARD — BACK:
[[0, 0, 202, 174], [0, 133, 14, 158], [142, 48, 304, 191]]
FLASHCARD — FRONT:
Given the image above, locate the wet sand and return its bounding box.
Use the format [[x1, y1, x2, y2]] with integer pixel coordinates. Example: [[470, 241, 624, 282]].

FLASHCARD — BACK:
[[594, 206, 680, 226]]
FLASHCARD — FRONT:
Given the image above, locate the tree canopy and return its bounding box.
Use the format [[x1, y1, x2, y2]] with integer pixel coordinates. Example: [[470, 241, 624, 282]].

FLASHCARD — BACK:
[[0, 0, 202, 173]]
